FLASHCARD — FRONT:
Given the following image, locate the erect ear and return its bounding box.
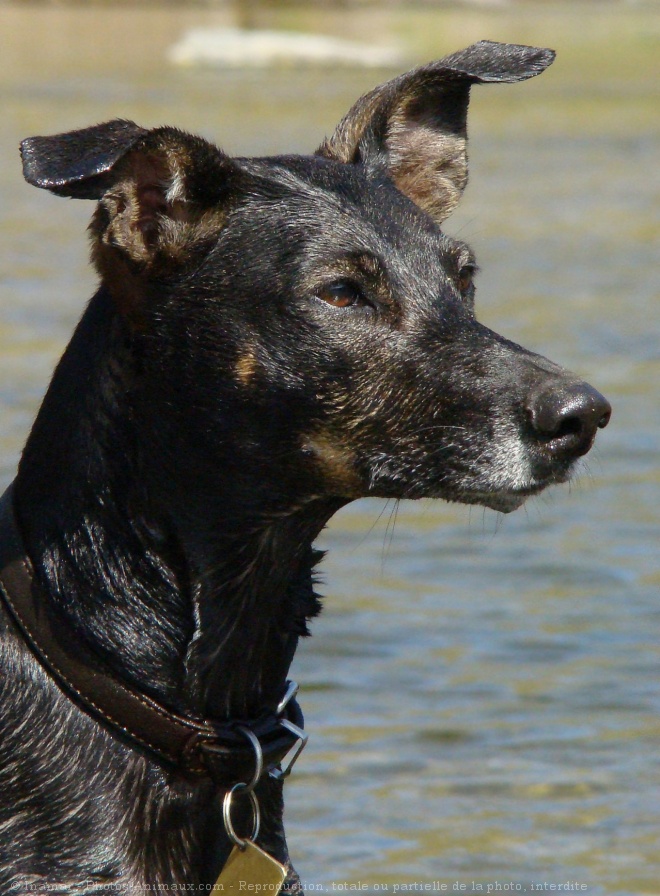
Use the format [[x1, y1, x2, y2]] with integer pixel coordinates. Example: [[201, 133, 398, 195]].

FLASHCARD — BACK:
[[317, 41, 555, 224], [21, 120, 241, 271]]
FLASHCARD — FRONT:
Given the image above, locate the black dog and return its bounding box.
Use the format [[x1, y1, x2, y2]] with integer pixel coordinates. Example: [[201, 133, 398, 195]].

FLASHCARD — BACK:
[[0, 42, 610, 893]]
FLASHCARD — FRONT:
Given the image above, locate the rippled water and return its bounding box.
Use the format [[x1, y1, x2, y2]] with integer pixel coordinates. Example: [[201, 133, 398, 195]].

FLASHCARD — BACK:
[[0, 5, 658, 894]]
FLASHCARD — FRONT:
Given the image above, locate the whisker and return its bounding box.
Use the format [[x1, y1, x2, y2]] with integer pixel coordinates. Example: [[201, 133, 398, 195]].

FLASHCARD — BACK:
[[381, 498, 400, 573], [357, 499, 394, 549]]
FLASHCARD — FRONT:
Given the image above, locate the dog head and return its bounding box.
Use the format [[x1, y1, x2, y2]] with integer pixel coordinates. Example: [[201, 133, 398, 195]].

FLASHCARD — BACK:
[[21, 41, 610, 518]]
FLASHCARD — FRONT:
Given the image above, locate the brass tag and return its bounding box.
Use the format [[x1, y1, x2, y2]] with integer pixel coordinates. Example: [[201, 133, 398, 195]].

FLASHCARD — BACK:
[[212, 841, 287, 894]]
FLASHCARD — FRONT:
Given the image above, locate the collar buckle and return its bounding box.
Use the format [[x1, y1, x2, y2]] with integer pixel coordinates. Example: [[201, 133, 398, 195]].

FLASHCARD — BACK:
[[271, 716, 308, 781], [271, 679, 308, 780]]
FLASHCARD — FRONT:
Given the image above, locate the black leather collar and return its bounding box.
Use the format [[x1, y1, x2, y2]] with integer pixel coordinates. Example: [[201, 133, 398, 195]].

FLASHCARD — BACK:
[[0, 484, 305, 786]]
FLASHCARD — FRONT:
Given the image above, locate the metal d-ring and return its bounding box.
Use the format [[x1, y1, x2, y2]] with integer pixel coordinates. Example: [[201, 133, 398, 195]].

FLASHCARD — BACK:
[[222, 783, 260, 849], [235, 725, 263, 793]]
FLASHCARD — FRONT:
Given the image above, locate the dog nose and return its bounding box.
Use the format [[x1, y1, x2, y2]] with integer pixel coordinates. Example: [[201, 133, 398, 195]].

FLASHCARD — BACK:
[[527, 381, 611, 457]]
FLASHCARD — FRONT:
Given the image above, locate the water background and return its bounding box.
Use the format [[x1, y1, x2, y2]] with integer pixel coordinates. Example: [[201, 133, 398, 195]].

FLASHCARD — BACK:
[[0, 4, 658, 893]]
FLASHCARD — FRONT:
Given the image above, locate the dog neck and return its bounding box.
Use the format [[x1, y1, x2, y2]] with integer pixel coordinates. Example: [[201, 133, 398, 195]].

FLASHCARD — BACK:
[[14, 287, 344, 723]]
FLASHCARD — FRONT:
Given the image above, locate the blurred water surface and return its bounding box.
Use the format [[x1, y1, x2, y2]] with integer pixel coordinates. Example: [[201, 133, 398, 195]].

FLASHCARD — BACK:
[[0, 4, 658, 894]]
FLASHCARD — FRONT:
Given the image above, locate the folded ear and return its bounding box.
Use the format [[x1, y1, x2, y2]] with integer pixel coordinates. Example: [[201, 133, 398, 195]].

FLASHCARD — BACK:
[[21, 120, 241, 269], [21, 119, 149, 199], [317, 41, 555, 224]]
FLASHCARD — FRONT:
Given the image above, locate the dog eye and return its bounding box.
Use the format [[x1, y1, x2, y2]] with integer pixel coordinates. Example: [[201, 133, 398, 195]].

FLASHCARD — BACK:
[[316, 280, 366, 309], [457, 265, 476, 294]]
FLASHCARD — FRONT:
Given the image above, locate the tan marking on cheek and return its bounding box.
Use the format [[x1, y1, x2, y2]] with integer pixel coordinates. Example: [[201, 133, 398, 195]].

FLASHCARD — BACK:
[[304, 434, 363, 496], [235, 348, 260, 386]]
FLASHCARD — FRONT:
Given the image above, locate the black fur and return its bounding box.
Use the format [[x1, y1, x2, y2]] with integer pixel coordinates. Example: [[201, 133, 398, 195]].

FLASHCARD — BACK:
[[0, 42, 609, 893]]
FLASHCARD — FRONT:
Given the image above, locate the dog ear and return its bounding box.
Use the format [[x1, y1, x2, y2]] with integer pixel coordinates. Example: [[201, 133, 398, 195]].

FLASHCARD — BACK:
[[21, 120, 240, 267], [21, 119, 149, 200], [318, 41, 554, 224]]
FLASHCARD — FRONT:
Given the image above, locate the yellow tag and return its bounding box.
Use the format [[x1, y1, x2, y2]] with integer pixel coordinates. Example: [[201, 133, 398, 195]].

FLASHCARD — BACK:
[[212, 841, 287, 895]]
